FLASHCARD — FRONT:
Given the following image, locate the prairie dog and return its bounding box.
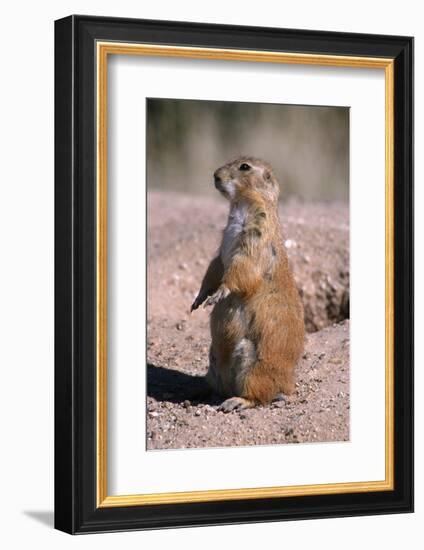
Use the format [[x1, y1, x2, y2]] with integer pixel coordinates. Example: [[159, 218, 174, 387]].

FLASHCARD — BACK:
[[191, 157, 305, 412]]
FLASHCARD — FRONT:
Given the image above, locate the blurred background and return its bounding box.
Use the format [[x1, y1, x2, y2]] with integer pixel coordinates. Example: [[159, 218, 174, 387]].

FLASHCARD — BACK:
[[147, 98, 349, 201]]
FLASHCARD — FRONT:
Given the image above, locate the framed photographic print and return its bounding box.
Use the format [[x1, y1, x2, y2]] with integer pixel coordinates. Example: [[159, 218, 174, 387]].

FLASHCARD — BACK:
[[54, 15, 414, 534]]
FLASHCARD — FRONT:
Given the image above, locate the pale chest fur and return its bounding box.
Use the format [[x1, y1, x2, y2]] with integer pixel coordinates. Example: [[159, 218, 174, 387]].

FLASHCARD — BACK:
[[220, 202, 248, 268]]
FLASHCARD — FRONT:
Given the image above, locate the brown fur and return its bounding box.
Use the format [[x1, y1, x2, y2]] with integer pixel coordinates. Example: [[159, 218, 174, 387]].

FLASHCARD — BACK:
[[191, 156, 305, 411]]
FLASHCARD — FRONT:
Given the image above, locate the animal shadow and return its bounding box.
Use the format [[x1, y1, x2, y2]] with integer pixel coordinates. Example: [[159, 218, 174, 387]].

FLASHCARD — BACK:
[[147, 363, 220, 406]]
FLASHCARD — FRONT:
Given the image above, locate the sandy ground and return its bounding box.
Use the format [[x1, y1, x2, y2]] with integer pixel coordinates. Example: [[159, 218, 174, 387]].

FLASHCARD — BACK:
[[147, 191, 350, 450]]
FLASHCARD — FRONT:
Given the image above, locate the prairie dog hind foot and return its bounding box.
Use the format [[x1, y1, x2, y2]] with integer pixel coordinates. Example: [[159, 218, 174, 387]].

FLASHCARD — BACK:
[[218, 396, 255, 413]]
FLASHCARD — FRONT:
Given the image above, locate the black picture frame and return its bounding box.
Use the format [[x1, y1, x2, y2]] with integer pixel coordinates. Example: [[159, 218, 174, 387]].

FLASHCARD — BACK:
[[55, 14, 414, 534]]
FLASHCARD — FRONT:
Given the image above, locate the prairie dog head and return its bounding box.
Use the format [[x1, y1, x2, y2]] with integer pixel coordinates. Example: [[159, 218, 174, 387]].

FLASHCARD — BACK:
[[213, 156, 280, 205]]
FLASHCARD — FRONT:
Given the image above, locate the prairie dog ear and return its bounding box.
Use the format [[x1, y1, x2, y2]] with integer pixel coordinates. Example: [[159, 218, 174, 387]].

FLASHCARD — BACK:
[[263, 169, 272, 182]]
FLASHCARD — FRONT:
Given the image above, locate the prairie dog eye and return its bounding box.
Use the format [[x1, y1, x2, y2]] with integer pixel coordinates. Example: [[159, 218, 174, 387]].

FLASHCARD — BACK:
[[239, 163, 251, 171]]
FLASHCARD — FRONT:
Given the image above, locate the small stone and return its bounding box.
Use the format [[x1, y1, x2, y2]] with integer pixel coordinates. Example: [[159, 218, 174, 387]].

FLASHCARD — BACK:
[[194, 409, 201, 416], [149, 411, 159, 418], [183, 400, 191, 408]]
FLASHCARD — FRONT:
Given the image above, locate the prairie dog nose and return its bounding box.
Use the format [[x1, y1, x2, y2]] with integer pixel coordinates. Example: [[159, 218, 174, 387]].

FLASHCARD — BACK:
[[214, 173, 222, 187]]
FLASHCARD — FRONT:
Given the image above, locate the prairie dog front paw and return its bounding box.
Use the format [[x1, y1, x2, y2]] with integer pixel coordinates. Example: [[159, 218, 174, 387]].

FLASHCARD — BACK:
[[204, 285, 230, 308]]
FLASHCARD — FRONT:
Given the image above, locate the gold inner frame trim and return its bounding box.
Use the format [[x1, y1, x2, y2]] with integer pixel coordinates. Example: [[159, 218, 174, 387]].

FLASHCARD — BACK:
[[96, 41, 395, 508]]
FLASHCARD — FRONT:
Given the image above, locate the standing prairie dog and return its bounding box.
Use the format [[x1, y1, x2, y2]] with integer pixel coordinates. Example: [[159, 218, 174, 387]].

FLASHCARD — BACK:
[[191, 157, 305, 412]]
